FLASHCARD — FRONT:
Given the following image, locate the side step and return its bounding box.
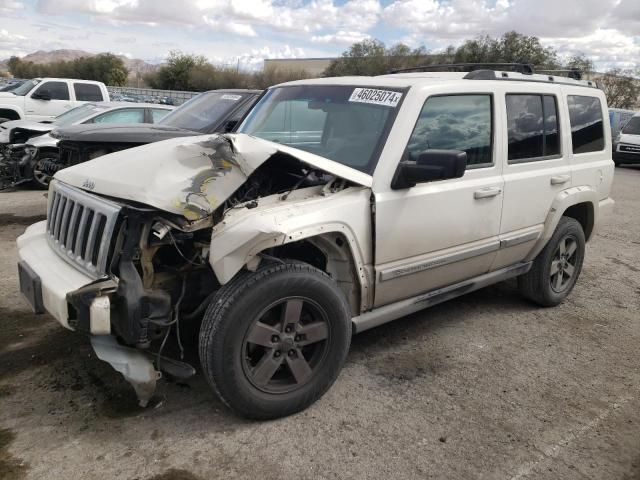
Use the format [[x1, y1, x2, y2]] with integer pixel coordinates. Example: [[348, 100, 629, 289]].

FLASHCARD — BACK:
[[352, 262, 532, 333]]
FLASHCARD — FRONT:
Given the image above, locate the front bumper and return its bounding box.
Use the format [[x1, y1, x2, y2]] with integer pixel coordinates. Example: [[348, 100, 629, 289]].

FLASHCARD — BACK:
[[613, 150, 640, 164], [17, 221, 101, 330]]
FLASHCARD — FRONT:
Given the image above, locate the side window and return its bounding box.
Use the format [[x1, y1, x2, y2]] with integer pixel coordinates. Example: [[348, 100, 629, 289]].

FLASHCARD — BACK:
[[506, 94, 561, 161], [74, 83, 104, 102], [567, 95, 605, 154], [150, 108, 171, 122], [92, 109, 145, 124], [405, 94, 493, 167], [34, 81, 70, 101]]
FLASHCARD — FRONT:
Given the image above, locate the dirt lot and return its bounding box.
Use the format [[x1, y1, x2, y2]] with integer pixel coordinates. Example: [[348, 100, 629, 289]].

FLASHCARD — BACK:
[[0, 168, 639, 480]]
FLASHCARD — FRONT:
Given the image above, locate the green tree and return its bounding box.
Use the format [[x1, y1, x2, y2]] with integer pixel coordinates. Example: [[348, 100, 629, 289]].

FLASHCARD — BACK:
[[324, 39, 429, 76], [454, 31, 560, 68], [6, 54, 128, 86], [599, 69, 640, 109], [566, 53, 594, 74], [146, 51, 208, 90]]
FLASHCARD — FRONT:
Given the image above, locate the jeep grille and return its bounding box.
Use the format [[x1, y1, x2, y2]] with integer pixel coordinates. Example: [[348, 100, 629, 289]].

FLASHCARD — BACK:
[[46, 180, 121, 278]]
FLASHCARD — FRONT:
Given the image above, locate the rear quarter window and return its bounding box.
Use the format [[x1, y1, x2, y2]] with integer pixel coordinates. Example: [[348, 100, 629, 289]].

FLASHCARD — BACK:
[[567, 95, 605, 154], [74, 83, 104, 102]]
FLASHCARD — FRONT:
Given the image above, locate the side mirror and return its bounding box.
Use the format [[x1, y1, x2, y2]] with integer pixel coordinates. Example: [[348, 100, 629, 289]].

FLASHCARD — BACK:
[[391, 150, 467, 190], [33, 90, 51, 101]]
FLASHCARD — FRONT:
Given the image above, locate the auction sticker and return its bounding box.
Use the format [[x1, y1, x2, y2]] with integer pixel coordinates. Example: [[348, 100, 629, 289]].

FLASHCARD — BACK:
[[349, 88, 402, 107], [221, 94, 242, 101]]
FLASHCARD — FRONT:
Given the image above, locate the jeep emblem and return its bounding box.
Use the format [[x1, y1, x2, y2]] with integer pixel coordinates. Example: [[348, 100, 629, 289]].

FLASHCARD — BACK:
[[82, 179, 95, 190]]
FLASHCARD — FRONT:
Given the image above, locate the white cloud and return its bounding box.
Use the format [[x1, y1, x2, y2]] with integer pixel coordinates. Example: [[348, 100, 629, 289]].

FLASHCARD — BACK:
[[312, 31, 371, 45], [382, 0, 640, 69], [2, 0, 636, 72], [0, 0, 24, 14]]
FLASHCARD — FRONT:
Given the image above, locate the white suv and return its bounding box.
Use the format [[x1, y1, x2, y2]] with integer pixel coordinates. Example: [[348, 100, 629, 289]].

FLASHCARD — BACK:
[[16, 66, 614, 419], [0, 78, 110, 122]]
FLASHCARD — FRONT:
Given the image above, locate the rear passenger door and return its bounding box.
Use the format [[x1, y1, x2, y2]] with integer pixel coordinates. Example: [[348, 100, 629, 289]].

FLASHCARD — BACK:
[[493, 90, 571, 270]]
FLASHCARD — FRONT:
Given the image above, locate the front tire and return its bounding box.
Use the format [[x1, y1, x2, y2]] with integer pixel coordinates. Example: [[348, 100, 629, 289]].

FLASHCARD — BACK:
[[518, 217, 585, 307], [199, 261, 352, 420], [31, 152, 59, 190]]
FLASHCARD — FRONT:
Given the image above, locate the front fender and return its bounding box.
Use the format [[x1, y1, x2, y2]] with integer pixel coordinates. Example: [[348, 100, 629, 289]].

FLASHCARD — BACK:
[[525, 186, 599, 261], [209, 186, 372, 287]]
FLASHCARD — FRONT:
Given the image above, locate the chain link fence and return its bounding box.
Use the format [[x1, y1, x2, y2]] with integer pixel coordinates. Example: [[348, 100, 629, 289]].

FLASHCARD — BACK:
[[106, 86, 199, 105]]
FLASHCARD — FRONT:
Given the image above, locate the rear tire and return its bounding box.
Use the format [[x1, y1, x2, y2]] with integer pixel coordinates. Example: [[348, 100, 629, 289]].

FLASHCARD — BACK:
[[518, 217, 585, 307], [199, 261, 352, 420]]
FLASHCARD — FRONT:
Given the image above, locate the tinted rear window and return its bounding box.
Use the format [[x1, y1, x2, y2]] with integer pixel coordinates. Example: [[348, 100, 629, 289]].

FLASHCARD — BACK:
[[506, 94, 560, 161], [568, 95, 605, 154], [74, 83, 104, 102]]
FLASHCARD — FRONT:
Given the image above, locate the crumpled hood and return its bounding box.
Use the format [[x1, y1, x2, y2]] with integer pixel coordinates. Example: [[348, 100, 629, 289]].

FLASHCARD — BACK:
[[0, 120, 54, 143], [618, 133, 640, 146], [54, 133, 372, 220]]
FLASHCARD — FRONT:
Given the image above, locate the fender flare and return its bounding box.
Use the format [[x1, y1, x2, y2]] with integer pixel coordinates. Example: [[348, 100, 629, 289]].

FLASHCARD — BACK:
[[525, 186, 599, 261], [0, 105, 24, 120]]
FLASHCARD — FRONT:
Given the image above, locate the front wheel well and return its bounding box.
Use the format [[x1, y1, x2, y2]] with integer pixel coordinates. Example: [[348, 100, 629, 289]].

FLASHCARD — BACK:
[[562, 202, 595, 241], [259, 233, 361, 314], [0, 109, 20, 121]]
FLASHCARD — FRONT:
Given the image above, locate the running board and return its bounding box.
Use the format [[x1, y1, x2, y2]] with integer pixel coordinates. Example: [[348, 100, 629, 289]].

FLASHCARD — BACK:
[[352, 262, 532, 333]]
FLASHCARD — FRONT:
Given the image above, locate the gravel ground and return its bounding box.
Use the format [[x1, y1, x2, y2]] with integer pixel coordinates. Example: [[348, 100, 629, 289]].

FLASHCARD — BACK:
[[0, 168, 639, 480]]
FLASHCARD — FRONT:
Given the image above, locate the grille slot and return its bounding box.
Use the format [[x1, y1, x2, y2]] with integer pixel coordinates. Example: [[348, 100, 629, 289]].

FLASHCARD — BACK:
[[619, 144, 640, 154], [46, 180, 121, 278]]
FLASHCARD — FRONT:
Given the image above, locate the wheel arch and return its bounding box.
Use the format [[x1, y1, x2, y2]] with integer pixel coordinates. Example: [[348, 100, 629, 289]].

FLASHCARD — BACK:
[[0, 107, 22, 121], [525, 186, 599, 262], [210, 219, 372, 315]]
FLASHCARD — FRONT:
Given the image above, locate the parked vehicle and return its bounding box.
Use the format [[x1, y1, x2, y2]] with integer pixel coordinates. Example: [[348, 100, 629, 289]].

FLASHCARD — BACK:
[[0, 78, 110, 123], [51, 89, 261, 166], [16, 66, 614, 419], [0, 102, 173, 189], [613, 113, 640, 166], [609, 108, 636, 140], [0, 79, 27, 92]]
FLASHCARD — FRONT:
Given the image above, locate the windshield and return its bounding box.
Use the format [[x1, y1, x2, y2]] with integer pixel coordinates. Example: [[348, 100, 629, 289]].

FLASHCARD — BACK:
[[238, 85, 403, 174], [11, 79, 40, 96], [621, 116, 640, 135], [52, 104, 106, 126], [158, 92, 249, 132]]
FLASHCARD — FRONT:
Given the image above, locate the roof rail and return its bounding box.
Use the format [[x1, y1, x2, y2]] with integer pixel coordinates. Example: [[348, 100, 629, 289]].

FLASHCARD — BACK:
[[388, 63, 535, 75], [462, 69, 598, 88], [535, 68, 583, 80]]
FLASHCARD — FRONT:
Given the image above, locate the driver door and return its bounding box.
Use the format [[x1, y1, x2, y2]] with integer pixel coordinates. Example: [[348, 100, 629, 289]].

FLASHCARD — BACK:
[[374, 93, 504, 307], [25, 81, 73, 121]]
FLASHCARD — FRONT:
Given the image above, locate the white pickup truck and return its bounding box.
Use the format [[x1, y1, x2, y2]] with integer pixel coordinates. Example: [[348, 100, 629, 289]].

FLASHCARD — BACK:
[[0, 78, 110, 123], [17, 66, 614, 419]]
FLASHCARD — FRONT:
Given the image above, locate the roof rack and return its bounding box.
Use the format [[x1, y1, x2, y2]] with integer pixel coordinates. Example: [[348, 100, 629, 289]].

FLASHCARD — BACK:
[[388, 63, 535, 75], [535, 69, 583, 80], [462, 69, 597, 88]]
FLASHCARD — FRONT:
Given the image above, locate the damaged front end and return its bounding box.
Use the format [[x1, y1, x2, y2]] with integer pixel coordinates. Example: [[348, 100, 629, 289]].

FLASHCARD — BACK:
[[51, 133, 367, 406]]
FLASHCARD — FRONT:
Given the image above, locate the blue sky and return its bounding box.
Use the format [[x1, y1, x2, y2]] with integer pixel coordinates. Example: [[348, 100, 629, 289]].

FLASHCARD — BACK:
[[1, 0, 638, 71]]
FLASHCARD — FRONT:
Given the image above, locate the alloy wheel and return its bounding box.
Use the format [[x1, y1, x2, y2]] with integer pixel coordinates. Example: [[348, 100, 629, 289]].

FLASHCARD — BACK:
[[241, 297, 330, 394]]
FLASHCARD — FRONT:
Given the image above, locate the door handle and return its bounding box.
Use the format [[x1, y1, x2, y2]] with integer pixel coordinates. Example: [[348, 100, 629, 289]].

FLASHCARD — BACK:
[[474, 187, 502, 199], [550, 175, 570, 185]]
